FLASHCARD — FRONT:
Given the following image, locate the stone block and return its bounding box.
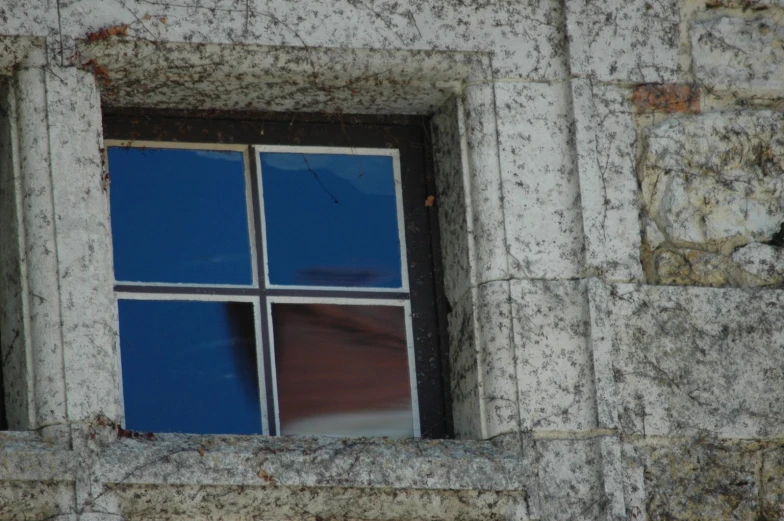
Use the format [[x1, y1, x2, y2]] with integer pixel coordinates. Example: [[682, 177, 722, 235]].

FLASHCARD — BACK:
[[0, 481, 76, 519], [572, 80, 642, 282], [447, 289, 483, 440], [533, 437, 606, 521], [496, 81, 583, 280], [642, 111, 784, 248], [96, 434, 534, 492], [13, 65, 69, 430], [0, 0, 56, 37], [706, 0, 784, 6], [94, 435, 534, 520], [113, 483, 528, 521], [589, 280, 784, 437], [651, 247, 771, 287], [45, 67, 122, 423], [762, 445, 784, 519], [623, 439, 760, 520], [464, 84, 510, 286], [432, 98, 471, 306], [0, 36, 45, 74], [82, 39, 480, 114], [692, 16, 784, 93], [631, 84, 700, 114], [510, 279, 596, 432], [0, 79, 34, 429], [477, 281, 518, 438], [731, 242, 784, 282], [59, 0, 567, 80], [566, 0, 680, 82]]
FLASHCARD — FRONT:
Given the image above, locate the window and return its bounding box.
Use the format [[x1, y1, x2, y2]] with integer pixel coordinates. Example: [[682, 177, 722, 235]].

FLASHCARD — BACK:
[[104, 112, 449, 438]]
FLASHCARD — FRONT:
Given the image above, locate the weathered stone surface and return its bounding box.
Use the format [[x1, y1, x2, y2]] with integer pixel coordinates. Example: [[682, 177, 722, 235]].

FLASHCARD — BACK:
[[589, 280, 784, 437], [623, 438, 763, 520], [631, 84, 701, 114], [95, 434, 534, 491], [643, 217, 666, 251], [706, 0, 784, 6], [0, 430, 536, 519], [432, 97, 471, 306], [731, 242, 784, 281], [497, 81, 583, 280], [533, 437, 606, 521], [692, 17, 784, 93], [464, 83, 510, 287], [599, 436, 627, 520], [642, 111, 784, 248], [447, 289, 483, 440], [114, 484, 528, 520], [566, 0, 680, 82], [0, 36, 45, 74], [13, 65, 69, 431], [652, 247, 772, 287], [0, 0, 56, 37], [80, 39, 485, 115], [46, 67, 121, 424], [572, 80, 642, 282], [58, 0, 568, 80], [0, 481, 75, 519], [648, 242, 784, 289], [477, 281, 518, 438], [762, 444, 784, 519], [511, 279, 596, 432], [0, 81, 33, 430], [98, 434, 533, 520]]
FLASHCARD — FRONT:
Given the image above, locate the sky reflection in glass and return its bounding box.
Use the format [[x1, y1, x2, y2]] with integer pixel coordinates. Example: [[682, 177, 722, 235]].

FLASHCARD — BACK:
[[108, 147, 253, 285], [119, 299, 261, 434], [260, 152, 403, 288]]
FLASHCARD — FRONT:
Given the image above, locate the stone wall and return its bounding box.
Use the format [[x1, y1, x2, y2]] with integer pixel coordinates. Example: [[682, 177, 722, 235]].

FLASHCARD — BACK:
[[0, 0, 783, 520]]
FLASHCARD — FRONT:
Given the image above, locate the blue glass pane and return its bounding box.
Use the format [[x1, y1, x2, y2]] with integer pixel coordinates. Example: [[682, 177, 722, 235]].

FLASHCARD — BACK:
[[260, 152, 403, 288], [108, 147, 252, 285], [119, 299, 262, 434]]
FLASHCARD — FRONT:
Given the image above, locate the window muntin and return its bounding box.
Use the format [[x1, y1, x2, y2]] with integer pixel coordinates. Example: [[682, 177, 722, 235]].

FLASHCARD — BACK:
[[104, 112, 449, 439], [108, 144, 441, 437]]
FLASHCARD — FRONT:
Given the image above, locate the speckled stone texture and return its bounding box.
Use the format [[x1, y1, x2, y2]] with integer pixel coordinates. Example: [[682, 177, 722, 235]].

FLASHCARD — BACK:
[[572, 80, 642, 283], [445, 288, 484, 440], [78, 39, 490, 114], [55, 0, 568, 80], [496, 81, 584, 280], [432, 97, 471, 307], [0, 36, 44, 73], [511, 279, 596, 433], [0, 431, 536, 520], [622, 438, 784, 520], [590, 280, 784, 438], [642, 111, 784, 287], [692, 16, 784, 93], [0, 81, 33, 430], [565, 0, 680, 82]]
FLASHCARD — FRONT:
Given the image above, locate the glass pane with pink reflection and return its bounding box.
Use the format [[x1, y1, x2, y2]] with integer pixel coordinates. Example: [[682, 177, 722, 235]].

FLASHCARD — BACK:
[[271, 303, 414, 437]]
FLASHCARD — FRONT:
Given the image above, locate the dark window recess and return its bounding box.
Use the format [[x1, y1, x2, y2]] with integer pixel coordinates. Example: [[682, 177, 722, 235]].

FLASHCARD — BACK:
[[0, 355, 5, 430], [104, 111, 451, 438]]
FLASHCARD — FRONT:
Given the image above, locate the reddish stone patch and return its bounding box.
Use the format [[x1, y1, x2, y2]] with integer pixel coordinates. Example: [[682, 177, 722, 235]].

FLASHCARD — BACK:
[[632, 84, 701, 114]]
